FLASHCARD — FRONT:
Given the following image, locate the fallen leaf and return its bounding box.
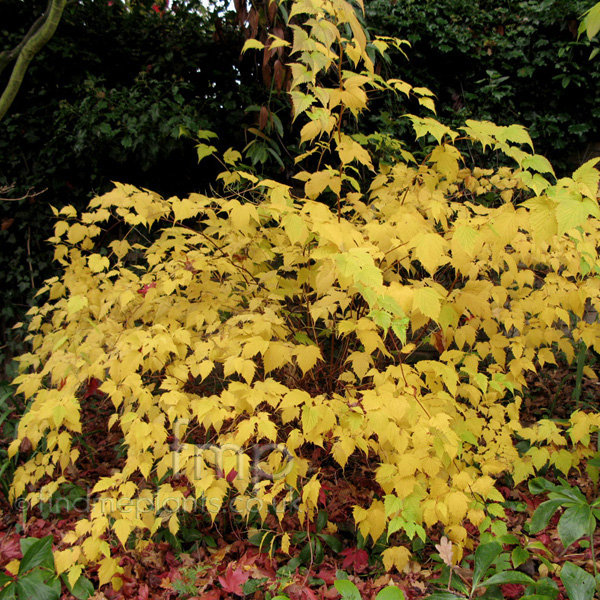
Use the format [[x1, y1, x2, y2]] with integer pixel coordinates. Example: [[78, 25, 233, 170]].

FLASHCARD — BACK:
[[218, 565, 250, 596], [435, 536, 454, 567]]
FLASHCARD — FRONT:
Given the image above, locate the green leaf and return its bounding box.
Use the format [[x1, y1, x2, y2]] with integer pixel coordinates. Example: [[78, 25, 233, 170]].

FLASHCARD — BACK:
[[557, 505, 594, 549], [529, 499, 564, 534], [314, 537, 324, 565], [15, 570, 60, 600], [479, 570, 535, 588], [472, 542, 502, 588], [524, 576, 559, 600], [425, 594, 461, 600], [319, 534, 342, 553], [375, 586, 405, 600], [18, 537, 54, 575], [0, 582, 16, 600], [369, 309, 392, 332], [65, 575, 94, 600], [511, 546, 530, 569], [316, 510, 327, 533], [528, 478, 558, 495], [580, 2, 600, 40], [334, 579, 362, 600], [560, 561, 595, 600], [522, 154, 555, 176]]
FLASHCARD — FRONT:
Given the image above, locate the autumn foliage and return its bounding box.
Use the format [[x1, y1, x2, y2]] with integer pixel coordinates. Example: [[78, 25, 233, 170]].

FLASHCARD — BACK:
[[8, 0, 600, 590]]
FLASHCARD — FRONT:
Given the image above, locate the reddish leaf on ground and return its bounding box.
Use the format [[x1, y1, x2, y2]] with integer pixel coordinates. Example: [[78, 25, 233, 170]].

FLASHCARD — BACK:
[[137, 583, 149, 600], [285, 583, 319, 600], [501, 584, 525, 599], [218, 565, 249, 596], [0, 534, 22, 564], [340, 547, 369, 573]]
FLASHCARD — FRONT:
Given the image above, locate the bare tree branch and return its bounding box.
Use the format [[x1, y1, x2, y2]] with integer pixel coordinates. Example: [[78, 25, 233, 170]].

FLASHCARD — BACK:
[[0, 0, 68, 123], [0, 1, 52, 78]]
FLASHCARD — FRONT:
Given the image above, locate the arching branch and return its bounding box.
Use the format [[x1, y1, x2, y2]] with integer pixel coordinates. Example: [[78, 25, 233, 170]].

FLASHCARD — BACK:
[[0, 0, 68, 123]]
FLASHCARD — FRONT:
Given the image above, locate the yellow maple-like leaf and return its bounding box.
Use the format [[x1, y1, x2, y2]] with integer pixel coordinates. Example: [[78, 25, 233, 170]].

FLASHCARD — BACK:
[[336, 134, 373, 169]]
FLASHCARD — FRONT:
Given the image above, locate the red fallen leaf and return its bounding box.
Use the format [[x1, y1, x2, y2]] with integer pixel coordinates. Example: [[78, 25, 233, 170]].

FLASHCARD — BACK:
[[340, 547, 369, 573], [536, 533, 552, 546], [137, 583, 149, 600], [193, 591, 220, 600], [501, 584, 525, 599], [286, 584, 319, 600], [316, 567, 337, 584], [226, 469, 238, 483], [0, 535, 22, 563], [218, 565, 249, 596]]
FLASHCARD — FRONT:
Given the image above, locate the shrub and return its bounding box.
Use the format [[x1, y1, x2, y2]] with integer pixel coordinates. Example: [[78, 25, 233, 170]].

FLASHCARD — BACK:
[[8, 0, 600, 588]]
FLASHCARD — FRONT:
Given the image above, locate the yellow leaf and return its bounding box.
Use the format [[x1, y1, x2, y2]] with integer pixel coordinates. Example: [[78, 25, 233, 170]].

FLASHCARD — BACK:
[[54, 548, 80, 575], [305, 169, 342, 199], [97, 556, 123, 586], [336, 134, 373, 169], [332, 437, 355, 468], [88, 254, 110, 273], [413, 287, 442, 320], [302, 475, 321, 511], [295, 345, 322, 375], [223, 148, 242, 165], [67, 565, 84, 590], [67, 223, 88, 245], [280, 532, 291, 554], [453, 226, 478, 255], [113, 518, 135, 547], [382, 546, 411, 572], [241, 39, 265, 53], [282, 213, 309, 245], [413, 233, 449, 275], [67, 295, 88, 316], [5, 560, 19, 576]]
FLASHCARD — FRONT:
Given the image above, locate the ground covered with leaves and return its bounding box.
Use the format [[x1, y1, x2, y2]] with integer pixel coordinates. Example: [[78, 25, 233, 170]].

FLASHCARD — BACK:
[[0, 364, 598, 600]]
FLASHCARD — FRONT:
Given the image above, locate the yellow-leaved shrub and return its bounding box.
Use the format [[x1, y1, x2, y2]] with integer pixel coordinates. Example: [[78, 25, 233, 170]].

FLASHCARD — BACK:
[[9, 0, 600, 585]]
